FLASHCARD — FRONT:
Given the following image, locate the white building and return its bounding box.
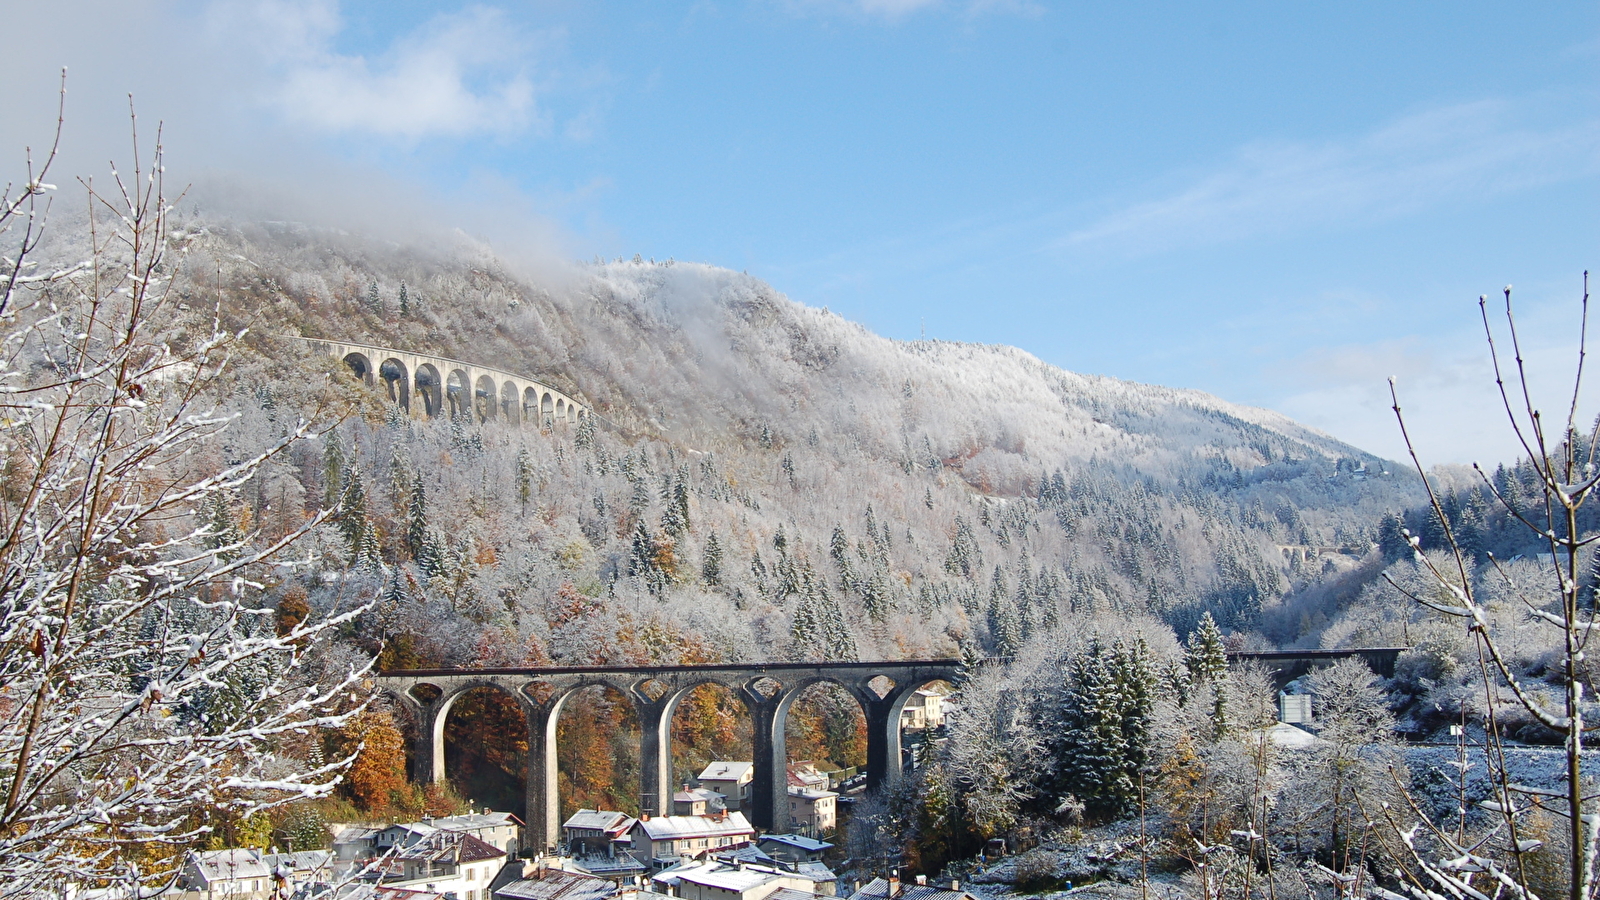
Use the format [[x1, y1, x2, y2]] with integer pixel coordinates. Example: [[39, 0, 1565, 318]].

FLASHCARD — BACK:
[[177, 850, 273, 899], [785, 787, 837, 837], [899, 690, 945, 731], [653, 859, 817, 900], [629, 812, 755, 866], [385, 830, 508, 900], [696, 762, 754, 812]]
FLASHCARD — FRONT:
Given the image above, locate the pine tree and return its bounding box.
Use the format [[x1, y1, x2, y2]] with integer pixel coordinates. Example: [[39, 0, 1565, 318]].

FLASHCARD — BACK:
[[201, 491, 245, 561], [322, 436, 345, 511], [701, 531, 724, 587], [1051, 639, 1155, 819], [575, 413, 596, 450], [516, 447, 534, 511], [1185, 611, 1228, 683], [366, 281, 382, 314], [398, 282, 409, 317], [986, 566, 1021, 658], [406, 473, 430, 563], [337, 462, 369, 558], [862, 572, 891, 624]]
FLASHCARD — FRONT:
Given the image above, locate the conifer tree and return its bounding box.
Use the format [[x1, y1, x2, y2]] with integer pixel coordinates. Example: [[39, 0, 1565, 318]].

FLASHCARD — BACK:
[[398, 281, 409, 316], [516, 447, 534, 512], [322, 436, 345, 511], [701, 531, 724, 587], [366, 281, 382, 313], [406, 473, 430, 563], [1185, 611, 1228, 683], [337, 462, 369, 559]]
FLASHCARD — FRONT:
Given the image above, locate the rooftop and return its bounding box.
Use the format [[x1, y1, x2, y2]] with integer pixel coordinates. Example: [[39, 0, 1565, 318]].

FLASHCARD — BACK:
[[189, 849, 271, 881], [849, 878, 973, 900], [565, 809, 637, 834], [698, 761, 754, 782], [758, 835, 832, 853], [635, 812, 754, 841], [497, 870, 619, 900], [393, 830, 505, 864]]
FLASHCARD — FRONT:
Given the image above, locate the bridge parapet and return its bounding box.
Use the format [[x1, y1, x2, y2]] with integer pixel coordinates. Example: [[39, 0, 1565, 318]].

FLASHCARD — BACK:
[[298, 337, 589, 426], [377, 659, 963, 850]]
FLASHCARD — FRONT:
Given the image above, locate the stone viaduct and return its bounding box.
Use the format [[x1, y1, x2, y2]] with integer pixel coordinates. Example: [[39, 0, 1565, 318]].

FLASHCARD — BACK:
[[299, 337, 589, 426], [377, 659, 962, 850]]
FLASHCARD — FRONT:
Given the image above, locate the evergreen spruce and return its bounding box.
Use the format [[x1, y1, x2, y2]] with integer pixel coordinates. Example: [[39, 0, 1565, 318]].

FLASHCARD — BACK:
[[406, 473, 430, 563], [701, 531, 724, 587], [398, 282, 409, 317], [322, 436, 345, 511], [516, 447, 535, 511]]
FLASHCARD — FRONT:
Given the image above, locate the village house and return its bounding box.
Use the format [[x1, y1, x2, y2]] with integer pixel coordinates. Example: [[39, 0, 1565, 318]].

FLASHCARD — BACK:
[[652, 858, 818, 900], [754, 836, 830, 865], [785, 786, 837, 837], [384, 830, 508, 900], [175, 849, 273, 899], [494, 866, 620, 900], [628, 812, 755, 868], [846, 876, 977, 900], [674, 786, 728, 816], [898, 690, 945, 731], [172, 849, 336, 899], [695, 762, 754, 812]]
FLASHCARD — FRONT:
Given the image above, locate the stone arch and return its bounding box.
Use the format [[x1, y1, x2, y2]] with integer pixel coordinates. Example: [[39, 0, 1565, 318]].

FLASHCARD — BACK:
[[342, 352, 374, 386], [475, 374, 497, 422], [446, 368, 471, 418], [414, 364, 442, 418], [541, 392, 554, 425], [663, 677, 755, 792], [523, 386, 539, 419], [431, 680, 534, 813], [379, 357, 410, 410], [556, 398, 566, 421], [550, 680, 642, 824], [500, 381, 521, 425]]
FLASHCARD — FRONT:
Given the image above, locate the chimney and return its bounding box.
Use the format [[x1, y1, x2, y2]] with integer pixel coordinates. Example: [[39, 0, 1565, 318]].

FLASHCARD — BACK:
[[888, 874, 901, 898], [916, 876, 927, 886], [950, 881, 960, 892]]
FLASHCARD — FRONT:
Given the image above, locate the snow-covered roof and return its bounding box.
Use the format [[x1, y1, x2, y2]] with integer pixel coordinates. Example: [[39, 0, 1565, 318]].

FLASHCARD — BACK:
[[393, 830, 505, 864], [565, 809, 636, 834], [260, 850, 332, 873], [332, 824, 382, 843], [848, 878, 973, 900], [674, 788, 725, 803], [634, 812, 753, 841], [432, 810, 522, 832], [796, 862, 835, 884], [189, 849, 271, 882], [497, 870, 619, 900], [758, 835, 832, 853], [698, 761, 753, 782], [766, 889, 820, 900], [787, 786, 836, 800], [1258, 722, 1325, 749], [676, 867, 785, 893]]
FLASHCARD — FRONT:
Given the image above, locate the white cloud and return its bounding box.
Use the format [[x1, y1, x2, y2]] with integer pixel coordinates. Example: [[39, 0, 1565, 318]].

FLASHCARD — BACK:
[[215, 1, 545, 140], [1273, 296, 1595, 467], [1062, 99, 1600, 257]]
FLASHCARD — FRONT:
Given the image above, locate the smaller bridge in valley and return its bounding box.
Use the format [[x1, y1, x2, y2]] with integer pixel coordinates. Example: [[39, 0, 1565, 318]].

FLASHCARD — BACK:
[[378, 659, 963, 851], [1230, 647, 1407, 690], [300, 337, 589, 426]]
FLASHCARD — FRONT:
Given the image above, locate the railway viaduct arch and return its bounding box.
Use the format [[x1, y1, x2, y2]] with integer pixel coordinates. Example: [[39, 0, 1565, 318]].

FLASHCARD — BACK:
[[378, 659, 963, 851], [300, 337, 589, 426]]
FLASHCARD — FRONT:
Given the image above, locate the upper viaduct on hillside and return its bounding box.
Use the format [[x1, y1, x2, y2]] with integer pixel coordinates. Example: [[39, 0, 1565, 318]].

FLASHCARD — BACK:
[[300, 337, 589, 426]]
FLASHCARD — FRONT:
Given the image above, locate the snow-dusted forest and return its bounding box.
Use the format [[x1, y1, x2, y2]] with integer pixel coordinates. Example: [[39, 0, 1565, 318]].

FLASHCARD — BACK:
[[7, 172, 1596, 898]]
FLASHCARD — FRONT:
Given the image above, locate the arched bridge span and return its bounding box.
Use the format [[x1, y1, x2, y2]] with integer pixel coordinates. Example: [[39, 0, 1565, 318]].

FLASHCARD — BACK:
[[300, 337, 589, 426], [378, 659, 963, 851]]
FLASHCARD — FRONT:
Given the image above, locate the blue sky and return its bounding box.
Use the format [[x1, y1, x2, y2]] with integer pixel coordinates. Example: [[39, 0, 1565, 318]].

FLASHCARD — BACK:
[[4, 1, 1596, 464]]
